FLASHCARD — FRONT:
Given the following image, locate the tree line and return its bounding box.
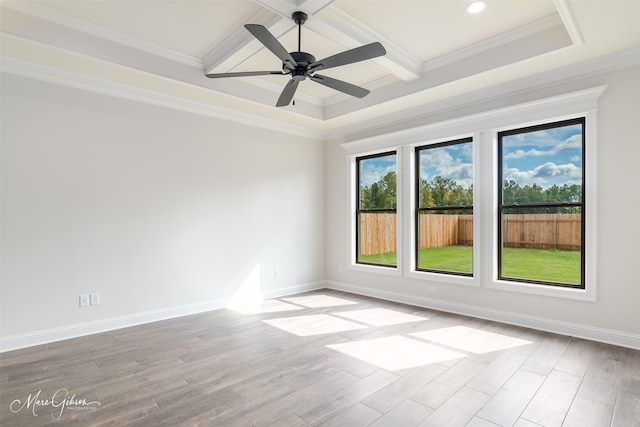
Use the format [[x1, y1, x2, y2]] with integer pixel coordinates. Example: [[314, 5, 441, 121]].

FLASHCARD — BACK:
[[360, 172, 582, 212]]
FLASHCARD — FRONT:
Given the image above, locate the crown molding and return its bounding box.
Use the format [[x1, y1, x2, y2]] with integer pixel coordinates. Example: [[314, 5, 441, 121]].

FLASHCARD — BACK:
[[327, 47, 640, 143], [2, 0, 202, 69], [0, 55, 325, 141], [339, 85, 607, 154]]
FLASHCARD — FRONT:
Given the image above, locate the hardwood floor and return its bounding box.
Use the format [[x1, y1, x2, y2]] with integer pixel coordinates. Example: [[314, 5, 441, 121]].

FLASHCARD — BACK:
[[1, 289, 639, 426]]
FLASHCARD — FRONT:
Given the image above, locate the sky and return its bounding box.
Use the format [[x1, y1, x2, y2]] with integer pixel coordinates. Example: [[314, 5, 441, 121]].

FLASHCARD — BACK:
[[360, 123, 583, 191], [359, 154, 396, 188], [419, 142, 473, 189], [502, 123, 583, 189]]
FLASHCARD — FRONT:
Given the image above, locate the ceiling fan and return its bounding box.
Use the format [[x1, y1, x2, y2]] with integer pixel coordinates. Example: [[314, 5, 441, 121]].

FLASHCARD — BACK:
[[205, 11, 386, 107]]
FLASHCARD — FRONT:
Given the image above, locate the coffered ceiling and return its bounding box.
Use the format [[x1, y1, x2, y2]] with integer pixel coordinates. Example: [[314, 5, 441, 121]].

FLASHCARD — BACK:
[[1, 0, 639, 138]]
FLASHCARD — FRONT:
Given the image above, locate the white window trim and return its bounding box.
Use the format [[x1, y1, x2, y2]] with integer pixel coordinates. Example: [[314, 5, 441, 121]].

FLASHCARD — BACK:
[[342, 85, 605, 300], [486, 111, 598, 301], [403, 138, 481, 288], [347, 149, 402, 277]]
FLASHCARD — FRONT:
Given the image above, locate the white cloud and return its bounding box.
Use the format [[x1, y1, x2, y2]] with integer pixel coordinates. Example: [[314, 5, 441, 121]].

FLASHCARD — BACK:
[[505, 148, 555, 159], [419, 143, 473, 188], [504, 162, 581, 188], [557, 134, 582, 151], [360, 162, 395, 187]]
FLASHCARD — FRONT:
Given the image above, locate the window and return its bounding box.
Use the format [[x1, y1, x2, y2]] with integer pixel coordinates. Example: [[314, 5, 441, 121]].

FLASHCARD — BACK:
[[356, 151, 397, 267], [498, 118, 585, 288], [415, 138, 473, 276], [344, 86, 602, 299]]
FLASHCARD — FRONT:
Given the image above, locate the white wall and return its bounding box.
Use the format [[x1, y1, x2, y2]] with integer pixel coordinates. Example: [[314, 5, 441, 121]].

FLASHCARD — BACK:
[[325, 66, 640, 344], [2, 65, 639, 351], [1, 75, 325, 343]]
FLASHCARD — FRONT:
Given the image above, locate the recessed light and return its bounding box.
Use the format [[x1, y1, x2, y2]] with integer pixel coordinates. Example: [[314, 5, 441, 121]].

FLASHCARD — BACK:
[[465, 1, 486, 14]]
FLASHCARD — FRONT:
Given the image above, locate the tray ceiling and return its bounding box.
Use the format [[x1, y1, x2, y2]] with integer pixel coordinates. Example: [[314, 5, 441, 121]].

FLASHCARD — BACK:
[[1, 0, 639, 136]]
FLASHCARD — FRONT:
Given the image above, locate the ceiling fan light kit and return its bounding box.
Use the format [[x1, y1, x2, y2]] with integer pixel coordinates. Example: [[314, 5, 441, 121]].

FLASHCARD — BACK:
[[206, 11, 387, 107]]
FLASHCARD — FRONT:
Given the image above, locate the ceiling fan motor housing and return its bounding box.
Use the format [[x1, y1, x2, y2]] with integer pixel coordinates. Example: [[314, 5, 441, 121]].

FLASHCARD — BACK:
[[287, 51, 316, 80]]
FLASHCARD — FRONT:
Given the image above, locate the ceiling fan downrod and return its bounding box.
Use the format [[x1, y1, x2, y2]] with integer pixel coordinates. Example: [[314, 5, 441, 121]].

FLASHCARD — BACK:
[[292, 11, 307, 53]]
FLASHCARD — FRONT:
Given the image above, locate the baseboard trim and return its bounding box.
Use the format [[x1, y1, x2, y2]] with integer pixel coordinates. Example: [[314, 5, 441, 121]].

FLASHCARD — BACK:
[[325, 281, 640, 350], [0, 281, 324, 353]]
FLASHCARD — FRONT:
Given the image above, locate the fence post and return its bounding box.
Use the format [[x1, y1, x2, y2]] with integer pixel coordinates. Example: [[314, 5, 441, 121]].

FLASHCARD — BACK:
[[463, 216, 466, 246], [553, 213, 557, 250]]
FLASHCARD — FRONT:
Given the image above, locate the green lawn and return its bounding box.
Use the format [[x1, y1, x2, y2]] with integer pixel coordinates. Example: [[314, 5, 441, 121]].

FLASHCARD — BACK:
[[502, 247, 581, 284], [361, 246, 581, 284]]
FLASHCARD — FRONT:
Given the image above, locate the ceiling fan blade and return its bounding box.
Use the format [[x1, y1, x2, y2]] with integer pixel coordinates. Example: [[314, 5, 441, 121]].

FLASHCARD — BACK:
[[308, 42, 386, 72], [276, 79, 299, 107], [206, 71, 285, 78], [245, 24, 297, 70], [310, 74, 370, 98]]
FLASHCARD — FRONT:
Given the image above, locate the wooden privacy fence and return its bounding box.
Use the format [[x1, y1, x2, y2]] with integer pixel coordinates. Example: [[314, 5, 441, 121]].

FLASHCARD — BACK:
[[359, 212, 397, 256], [359, 213, 581, 255], [502, 213, 581, 251]]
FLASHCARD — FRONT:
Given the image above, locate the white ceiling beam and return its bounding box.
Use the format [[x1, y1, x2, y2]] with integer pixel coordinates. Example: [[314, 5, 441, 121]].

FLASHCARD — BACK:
[[306, 6, 422, 82], [202, 9, 293, 74], [203, 0, 335, 74], [553, 0, 584, 46], [204, 0, 421, 82]]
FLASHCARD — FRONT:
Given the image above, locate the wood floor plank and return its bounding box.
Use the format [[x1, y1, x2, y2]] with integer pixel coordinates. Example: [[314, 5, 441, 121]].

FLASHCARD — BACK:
[[362, 363, 446, 414], [467, 350, 528, 395], [410, 359, 486, 409], [1, 289, 639, 426], [519, 333, 570, 376], [242, 370, 359, 425], [513, 419, 545, 427], [465, 417, 501, 427], [520, 369, 582, 427], [576, 342, 625, 406], [368, 399, 433, 427], [417, 386, 491, 427], [553, 337, 598, 377], [316, 403, 381, 427], [475, 369, 546, 427], [611, 378, 640, 427], [562, 395, 613, 427], [296, 369, 398, 425]]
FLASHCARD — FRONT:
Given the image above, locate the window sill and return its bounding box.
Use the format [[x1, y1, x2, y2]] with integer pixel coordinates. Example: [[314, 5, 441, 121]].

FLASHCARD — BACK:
[[349, 263, 402, 277], [405, 270, 480, 287], [487, 279, 596, 302]]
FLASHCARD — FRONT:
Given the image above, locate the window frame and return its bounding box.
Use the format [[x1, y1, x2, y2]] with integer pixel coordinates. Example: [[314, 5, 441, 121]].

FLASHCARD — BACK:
[[353, 150, 399, 270], [415, 137, 474, 277], [497, 118, 586, 288]]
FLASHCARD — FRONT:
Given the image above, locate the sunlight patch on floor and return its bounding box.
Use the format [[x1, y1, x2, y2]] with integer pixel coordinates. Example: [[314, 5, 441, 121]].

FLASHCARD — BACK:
[[327, 336, 466, 371], [282, 294, 358, 308], [262, 314, 367, 336], [411, 326, 533, 354], [334, 308, 428, 326]]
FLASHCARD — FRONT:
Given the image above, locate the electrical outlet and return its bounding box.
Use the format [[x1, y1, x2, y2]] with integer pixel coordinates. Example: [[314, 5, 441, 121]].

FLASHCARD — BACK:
[[79, 295, 90, 307], [429, 287, 438, 293], [273, 269, 280, 279], [90, 293, 100, 305]]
